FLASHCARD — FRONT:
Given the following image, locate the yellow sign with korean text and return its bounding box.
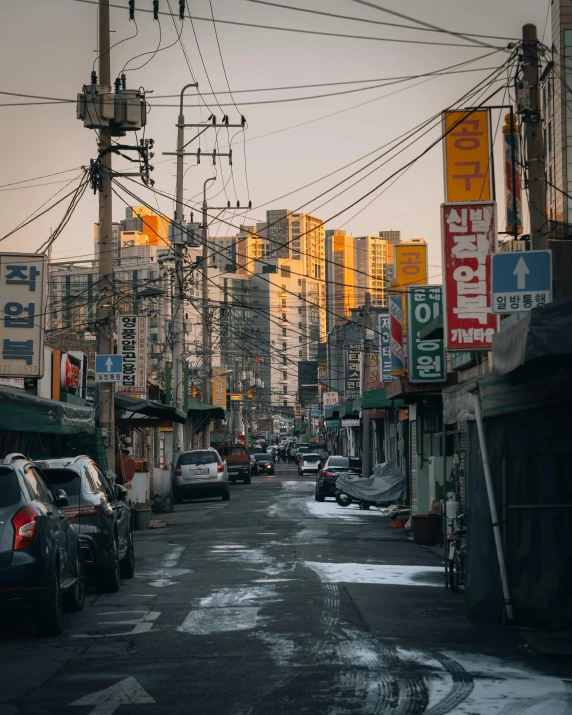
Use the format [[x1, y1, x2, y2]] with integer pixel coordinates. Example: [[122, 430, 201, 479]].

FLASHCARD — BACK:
[[212, 367, 227, 408], [443, 109, 492, 202], [394, 242, 428, 288]]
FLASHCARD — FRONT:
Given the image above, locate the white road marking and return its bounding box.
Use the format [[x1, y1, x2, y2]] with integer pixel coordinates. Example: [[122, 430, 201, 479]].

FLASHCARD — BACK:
[[304, 561, 442, 587], [72, 610, 161, 638], [68, 676, 154, 715], [135, 545, 190, 587]]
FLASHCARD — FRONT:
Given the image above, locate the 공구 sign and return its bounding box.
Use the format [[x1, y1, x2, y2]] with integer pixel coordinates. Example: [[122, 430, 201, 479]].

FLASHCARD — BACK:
[[442, 202, 497, 350], [407, 286, 446, 383], [0, 253, 47, 378], [443, 109, 492, 202]]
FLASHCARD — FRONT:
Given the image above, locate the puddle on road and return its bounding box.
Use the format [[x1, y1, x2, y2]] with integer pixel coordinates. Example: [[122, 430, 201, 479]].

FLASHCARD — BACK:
[[303, 561, 442, 588]]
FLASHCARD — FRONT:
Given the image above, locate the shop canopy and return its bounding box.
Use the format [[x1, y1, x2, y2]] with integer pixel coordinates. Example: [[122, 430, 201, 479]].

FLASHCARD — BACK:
[[354, 387, 407, 411], [324, 404, 341, 419], [115, 394, 187, 424], [187, 397, 226, 421], [0, 389, 95, 434]]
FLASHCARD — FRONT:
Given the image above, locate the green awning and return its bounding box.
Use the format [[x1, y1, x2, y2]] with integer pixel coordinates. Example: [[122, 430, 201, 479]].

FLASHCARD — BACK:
[[324, 404, 340, 419], [115, 394, 187, 423], [0, 388, 95, 435], [210, 432, 233, 444], [342, 401, 359, 417], [360, 387, 407, 410], [187, 397, 226, 421]]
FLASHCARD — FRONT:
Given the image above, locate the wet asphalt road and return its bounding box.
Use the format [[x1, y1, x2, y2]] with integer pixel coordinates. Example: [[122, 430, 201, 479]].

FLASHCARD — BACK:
[[1, 465, 571, 714]]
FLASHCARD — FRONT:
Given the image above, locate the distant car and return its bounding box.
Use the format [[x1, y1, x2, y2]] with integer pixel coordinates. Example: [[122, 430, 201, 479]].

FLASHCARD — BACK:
[[315, 455, 362, 502], [294, 446, 313, 464], [252, 453, 275, 475], [249, 456, 259, 476], [0, 454, 85, 636], [298, 453, 323, 476], [173, 449, 230, 502], [38, 456, 134, 593]]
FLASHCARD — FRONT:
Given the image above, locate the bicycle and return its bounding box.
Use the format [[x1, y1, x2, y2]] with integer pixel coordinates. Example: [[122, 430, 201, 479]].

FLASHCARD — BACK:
[[446, 513, 466, 592]]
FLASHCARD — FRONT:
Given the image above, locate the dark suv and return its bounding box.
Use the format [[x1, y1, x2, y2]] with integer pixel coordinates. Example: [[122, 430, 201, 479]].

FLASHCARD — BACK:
[[0, 454, 85, 636], [37, 456, 134, 593], [315, 455, 362, 502]]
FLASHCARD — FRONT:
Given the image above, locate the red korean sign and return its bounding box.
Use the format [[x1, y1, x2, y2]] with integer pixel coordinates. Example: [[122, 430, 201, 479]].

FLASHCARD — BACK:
[[442, 202, 497, 350]]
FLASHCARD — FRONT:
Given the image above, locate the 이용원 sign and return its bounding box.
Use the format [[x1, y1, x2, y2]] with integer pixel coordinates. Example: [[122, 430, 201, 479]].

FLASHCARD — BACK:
[[491, 250, 552, 313], [117, 315, 147, 393], [443, 109, 492, 202], [407, 286, 446, 383], [345, 343, 362, 400], [0, 253, 47, 378], [442, 202, 497, 350]]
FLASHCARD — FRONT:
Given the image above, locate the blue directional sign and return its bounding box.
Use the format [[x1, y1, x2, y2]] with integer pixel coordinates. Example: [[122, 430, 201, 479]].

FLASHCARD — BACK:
[[491, 250, 552, 314], [95, 354, 123, 383]]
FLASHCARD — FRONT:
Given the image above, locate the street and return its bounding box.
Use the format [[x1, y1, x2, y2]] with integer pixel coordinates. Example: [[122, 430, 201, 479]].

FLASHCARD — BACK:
[[1, 464, 571, 715]]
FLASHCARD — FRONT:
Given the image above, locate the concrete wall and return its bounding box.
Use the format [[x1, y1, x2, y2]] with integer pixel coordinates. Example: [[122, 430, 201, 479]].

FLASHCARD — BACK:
[[152, 468, 172, 497]]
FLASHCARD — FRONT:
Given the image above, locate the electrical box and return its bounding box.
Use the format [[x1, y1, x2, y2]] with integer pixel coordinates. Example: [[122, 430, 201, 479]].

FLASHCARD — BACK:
[[113, 89, 147, 132], [77, 80, 147, 136], [77, 84, 115, 129], [169, 221, 200, 247]]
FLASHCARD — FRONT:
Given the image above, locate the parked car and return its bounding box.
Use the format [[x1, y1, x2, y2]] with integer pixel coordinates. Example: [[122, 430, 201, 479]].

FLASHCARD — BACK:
[[217, 444, 251, 484], [252, 453, 275, 475], [249, 456, 259, 476], [294, 446, 313, 464], [38, 456, 134, 593], [298, 453, 323, 476], [0, 454, 85, 636], [315, 455, 362, 502], [173, 449, 230, 501]]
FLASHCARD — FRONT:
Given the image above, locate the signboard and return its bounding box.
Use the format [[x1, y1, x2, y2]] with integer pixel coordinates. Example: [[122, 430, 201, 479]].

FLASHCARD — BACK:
[[212, 366, 227, 408], [117, 315, 147, 393], [389, 294, 405, 374], [364, 350, 381, 391], [325, 418, 340, 428], [0, 253, 47, 378], [230, 393, 242, 401], [323, 391, 338, 406], [451, 351, 474, 371], [318, 362, 327, 391], [491, 250, 552, 313], [502, 117, 523, 235], [345, 343, 362, 400], [95, 354, 123, 382], [341, 418, 360, 428], [443, 109, 492, 202], [294, 402, 301, 418], [442, 202, 497, 350], [407, 286, 446, 383], [378, 311, 393, 382], [394, 242, 428, 287]]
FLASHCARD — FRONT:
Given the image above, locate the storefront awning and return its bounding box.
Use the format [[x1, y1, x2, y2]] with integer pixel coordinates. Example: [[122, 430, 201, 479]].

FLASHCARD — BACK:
[[115, 394, 187, 424], [0, 388, 95, 434], [324, 404, 340, 419], [356, 387, 407, 410], [187, 397, 226, 421]]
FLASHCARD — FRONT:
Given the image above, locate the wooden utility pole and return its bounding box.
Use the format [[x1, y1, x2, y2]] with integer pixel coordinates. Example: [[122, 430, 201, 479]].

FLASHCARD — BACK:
[[201, 178, 215, 448]]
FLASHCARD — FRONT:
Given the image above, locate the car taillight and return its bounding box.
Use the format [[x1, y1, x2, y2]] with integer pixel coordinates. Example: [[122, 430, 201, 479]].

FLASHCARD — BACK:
[[175, 466, 182, 476], [63, 505, 101, 518], [217, 462, 224, 473], [12, 506, 38, 550], [323, 471, 337, 477]]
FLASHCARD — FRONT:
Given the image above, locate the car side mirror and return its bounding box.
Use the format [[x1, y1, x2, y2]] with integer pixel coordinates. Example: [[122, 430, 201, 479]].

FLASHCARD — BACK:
[[114, 484, 128, 501], [54, 489, 69, 508]]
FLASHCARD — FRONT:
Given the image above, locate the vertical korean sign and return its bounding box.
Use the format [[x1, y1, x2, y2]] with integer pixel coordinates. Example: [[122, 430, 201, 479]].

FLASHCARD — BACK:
[[389, 294, 405, 375], [394, 243, 428, 287], [344, 343, 361, 400], [0, 254, 47, 378], [443, 109, 492, 202], [117, 315, 148, 393], [212, 367, 227, 408], [378, 311, 393, 383], [407, 286, 446, 383], [442, 203, 497, 350], [502, 115, 523, 235]]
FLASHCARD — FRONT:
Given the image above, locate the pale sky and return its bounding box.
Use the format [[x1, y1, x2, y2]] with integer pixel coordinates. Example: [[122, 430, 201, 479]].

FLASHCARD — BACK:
[[1, 0, 548, 282]]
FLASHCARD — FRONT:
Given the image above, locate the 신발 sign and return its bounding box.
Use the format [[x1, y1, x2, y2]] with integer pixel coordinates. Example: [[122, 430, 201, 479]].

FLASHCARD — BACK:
[[442, 202, 497, 350]]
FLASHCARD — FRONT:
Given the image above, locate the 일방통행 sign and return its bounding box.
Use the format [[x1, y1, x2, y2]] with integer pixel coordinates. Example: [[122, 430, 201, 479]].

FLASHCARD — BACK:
[[442, 202, 497, 350], [0, 253, 47, 378], [407, 286, 446, 383], [117, 315, 147, 393]]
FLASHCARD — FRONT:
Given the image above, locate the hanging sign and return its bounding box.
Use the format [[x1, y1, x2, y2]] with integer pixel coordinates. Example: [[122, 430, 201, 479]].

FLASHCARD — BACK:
[[389, 294, 405, 375], [394, 242, 428, 287], [117, 315, 148, 393], [212, 366, 227, 408], [407, 286, 446, 383], [344, 343, 362, 400], [502, 115, 523, 235], [0, 253, 47, 378], [442, 202, 497, 350], [442, 109, 492, 202], [378, 311, 393, 383]]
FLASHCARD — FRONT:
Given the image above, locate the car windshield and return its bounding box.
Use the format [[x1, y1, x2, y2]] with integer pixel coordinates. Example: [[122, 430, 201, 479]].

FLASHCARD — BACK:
[[303, 455, 320, 462], [179, 451, 219, 466], [42, 468, 82, 496], [328, 457, 349, 468], [253, 454, 270, 461], [0, 467, 21, 507]]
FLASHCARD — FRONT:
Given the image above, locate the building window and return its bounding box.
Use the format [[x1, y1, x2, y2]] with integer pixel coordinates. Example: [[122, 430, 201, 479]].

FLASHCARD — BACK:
[[298, 307, 302, 314], [280, 267, 291, 278], [283, 356, 287, 365], [283, 371, 288, 380], [283, 400, 288, 407], [282, 299, 287, 307], [283, 385, 288, 395], [298, 279, 302, 286], [299, 336, 303, 343], [282, 328, 287, 337], [282, 342, 287, 350], [282, 313, 287, 321], [299, 350, 303, 357]]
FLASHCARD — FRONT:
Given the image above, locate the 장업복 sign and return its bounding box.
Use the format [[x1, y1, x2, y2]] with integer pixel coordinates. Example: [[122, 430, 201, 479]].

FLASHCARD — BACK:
[[117, 315, 147, 393], [407, 286, 446, 383], [442, 202, 497, 350], [0, 253, 47, 378]]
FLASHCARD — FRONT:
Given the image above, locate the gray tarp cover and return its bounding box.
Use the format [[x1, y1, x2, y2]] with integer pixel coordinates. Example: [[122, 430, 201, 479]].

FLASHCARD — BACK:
[[336, 460, 406, 503]]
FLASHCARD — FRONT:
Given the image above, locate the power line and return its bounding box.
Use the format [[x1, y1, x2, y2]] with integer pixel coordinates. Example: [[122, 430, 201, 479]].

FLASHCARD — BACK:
[[0, 167, 83, 189]]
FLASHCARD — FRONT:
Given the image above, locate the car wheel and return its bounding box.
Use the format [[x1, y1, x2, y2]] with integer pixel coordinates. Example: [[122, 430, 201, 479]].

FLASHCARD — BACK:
[[35, 565, 63, 637], [98, 539, 120, 593], [244, 476, 251, 484], [222, 488, 230, 501], [63, 551, 86, 613], [316, 489, 325, 502], [336, 492, 353, 507], [120, 529, 135, 579]]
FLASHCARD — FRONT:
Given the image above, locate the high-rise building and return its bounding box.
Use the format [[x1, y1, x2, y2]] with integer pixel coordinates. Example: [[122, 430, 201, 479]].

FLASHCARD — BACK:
[[94, 206, 171, 260], [378, 229, 401, 245], [352, 235, 394, 307], [325, 229, 356, 332]]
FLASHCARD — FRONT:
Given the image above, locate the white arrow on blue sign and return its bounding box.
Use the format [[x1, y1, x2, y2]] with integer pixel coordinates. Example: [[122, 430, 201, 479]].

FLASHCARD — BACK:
[[491, 250, 552, 314], [95, 354, 123, 383]]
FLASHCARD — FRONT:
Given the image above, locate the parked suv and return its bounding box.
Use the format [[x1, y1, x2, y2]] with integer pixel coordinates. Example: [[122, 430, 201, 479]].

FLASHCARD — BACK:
[[173, 449, 230, 502], [0, 454, 85, 636], [315, 455, 362, 501], [37, 456, 134, 593], [298, 453, 323, 476]]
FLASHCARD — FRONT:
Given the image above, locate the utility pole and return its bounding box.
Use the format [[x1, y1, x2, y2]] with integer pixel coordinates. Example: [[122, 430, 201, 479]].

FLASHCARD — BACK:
[[201, 177, 216, 448], [361, 292, 373, 478], [98, 0, 115, 470], [522, 24, 548, 251], [171, 84, 198, 470]]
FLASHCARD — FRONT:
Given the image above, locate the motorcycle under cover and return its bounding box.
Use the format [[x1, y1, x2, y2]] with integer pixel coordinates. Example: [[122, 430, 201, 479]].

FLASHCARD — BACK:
[[336, 460, 406, 503]]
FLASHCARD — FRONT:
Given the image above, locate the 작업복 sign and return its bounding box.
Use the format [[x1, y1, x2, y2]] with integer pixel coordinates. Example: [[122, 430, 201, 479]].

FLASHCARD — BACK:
[[407, 286, 446, 383]]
